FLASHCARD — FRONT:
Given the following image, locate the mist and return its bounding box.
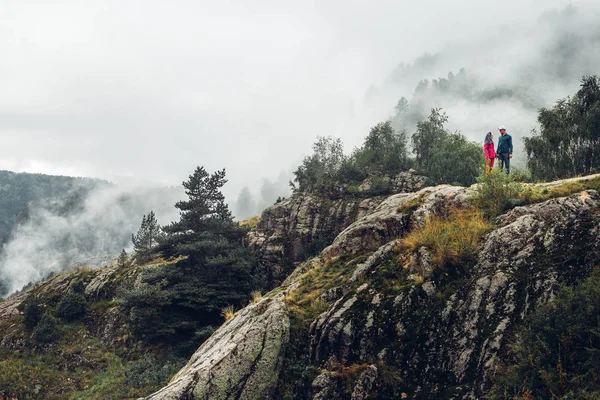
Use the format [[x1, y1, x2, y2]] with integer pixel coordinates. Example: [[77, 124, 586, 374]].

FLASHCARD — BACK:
[[3, 0, 599, 198], [357, 4, 600, 169], [0, 183, 183, 296]]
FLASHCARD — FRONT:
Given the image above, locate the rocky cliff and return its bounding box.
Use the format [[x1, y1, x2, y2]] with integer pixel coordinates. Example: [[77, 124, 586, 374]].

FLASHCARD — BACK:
[[148, 175, 600, 399]]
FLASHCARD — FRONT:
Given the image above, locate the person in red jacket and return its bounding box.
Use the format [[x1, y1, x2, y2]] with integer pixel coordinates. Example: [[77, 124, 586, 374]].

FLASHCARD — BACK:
[[483, 131, 496, 175]]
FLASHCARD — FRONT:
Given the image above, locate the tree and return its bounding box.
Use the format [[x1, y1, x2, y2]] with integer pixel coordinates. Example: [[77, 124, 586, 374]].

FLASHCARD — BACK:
[[412, 108, 448, 172], [161, 167, 235, 260], [33, 313, 60, 344], [126, 167, 265, 350], [291, 136, 346, 193], [132, 211, 163, 264], [525, 76, 600, 180], [411, 109, 483, 186], [235, 187, 255, 221], [118, 249, 128, 268], [352, 121, 410, 175]]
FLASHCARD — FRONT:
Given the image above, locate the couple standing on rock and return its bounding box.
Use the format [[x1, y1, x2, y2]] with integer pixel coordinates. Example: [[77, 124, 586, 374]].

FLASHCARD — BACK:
[[484, 125, 513, 175]]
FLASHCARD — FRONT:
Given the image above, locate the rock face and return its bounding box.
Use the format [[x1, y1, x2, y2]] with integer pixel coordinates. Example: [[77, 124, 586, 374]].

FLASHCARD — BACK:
[[145, 297, 290, 400], [151, 177, 600, 400], [248, 194, 381, 283], [308, 190, 600, 399], [247, 170, 428, 286]]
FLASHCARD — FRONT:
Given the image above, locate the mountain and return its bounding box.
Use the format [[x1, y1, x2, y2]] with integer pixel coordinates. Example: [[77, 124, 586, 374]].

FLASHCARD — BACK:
[[0, 170, 183, 298], [0, 170, 106, 246], [146, 173, 600, 399], [1, 172, 599, 399]]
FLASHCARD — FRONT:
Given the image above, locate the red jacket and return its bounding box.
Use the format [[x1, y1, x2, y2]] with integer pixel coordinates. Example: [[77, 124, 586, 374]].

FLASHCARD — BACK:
[[484, 142, 496, 159]]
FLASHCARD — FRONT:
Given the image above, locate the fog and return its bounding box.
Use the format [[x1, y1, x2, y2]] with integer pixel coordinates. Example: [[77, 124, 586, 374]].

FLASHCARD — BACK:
[[2, 0, 598, 199], [0, 183, 183, 296]]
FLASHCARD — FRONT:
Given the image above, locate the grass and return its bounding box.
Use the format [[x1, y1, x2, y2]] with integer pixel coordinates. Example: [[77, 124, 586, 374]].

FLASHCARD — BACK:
[[239, 216, 261, 229], [250, 290, 262, 303], [220, 305, 235, 321], [522, 175, 600, 204], [397, 190, 431, 214], [397, 209, 493, 271], [471, 171, 600, 218], [284, 258, 357, 324]]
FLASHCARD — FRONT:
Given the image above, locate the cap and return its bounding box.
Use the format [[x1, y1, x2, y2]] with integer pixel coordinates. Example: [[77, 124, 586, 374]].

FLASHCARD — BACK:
[[498, 125, 507, 130]]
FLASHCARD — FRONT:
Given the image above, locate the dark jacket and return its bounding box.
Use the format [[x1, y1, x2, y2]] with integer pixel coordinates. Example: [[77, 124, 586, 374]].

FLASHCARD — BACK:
[[496, 133, 513, 154]]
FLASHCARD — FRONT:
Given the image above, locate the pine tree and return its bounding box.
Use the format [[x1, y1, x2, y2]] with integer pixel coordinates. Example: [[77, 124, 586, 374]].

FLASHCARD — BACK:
[[235, 186, 255, 220], [118, 249, 128, 267], [126, 166, 265, 349], [132, 211, 162, 264], [161, 167, 239, 261]]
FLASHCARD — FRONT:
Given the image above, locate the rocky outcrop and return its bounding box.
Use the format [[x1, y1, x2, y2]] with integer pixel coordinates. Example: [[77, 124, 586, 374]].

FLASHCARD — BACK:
[[145, 297, 289, 400], [248, 195, 381, 282], [308, 190, 600, 399], [322, 185, 468, 260], [248, 171, 428, 285], [357, 170, 428, 194], [155, 180, 600, 400]]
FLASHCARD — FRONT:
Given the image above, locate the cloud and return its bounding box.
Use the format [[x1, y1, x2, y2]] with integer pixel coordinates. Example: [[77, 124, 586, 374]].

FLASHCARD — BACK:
[[0, 183, 183, 295], [1, 0, 598, 200]]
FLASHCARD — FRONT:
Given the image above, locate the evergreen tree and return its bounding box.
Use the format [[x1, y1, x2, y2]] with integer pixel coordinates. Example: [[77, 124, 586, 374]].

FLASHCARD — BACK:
[[126, 167, 265, 350], [118, 249, 128, 267], [33, 313, 60, 344], [235, 186, 255, 220], [132, 211, 162, 264]]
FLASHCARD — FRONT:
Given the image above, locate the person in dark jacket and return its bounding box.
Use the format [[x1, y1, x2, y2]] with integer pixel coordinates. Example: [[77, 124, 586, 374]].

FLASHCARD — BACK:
[[496, 125, 513, 175], [483, 132, 496, 175]]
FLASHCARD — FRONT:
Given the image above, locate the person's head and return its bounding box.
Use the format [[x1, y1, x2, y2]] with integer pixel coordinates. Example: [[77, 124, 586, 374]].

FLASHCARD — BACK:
[[498, 125, 507, 135], [485, 131, 493, 143]]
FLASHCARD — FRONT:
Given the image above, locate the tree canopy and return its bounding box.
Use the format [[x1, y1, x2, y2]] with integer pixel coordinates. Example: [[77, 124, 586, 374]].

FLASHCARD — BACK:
[[525, 75, 600, 180], [124, 166, 265, 352]]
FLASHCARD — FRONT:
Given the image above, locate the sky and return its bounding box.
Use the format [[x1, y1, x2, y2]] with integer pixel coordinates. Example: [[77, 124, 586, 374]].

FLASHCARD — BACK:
[[0, 0, 592, 199]]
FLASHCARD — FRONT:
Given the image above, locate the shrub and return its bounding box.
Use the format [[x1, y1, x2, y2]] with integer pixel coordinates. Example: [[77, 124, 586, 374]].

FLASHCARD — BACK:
[[398, 209, 493, 270], [33, 313, 60, 344], [491, 269, 600, 398], [22, 296, 44, 330], [470, 169, 524, 217], [56, 290, 87, 321], [125, 354, 185, 390]]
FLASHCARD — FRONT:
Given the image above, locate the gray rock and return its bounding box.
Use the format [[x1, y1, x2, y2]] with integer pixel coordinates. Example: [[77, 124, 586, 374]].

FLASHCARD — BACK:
[[145, 297, 290, 400], [351, 365, 378, 400]]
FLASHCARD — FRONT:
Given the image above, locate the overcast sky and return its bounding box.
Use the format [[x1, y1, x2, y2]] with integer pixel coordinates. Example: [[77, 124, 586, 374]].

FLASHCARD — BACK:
[[0, 0, 588, 198]]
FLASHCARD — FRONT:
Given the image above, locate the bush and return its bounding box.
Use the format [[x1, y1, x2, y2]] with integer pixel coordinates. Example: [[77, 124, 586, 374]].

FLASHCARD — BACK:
[[33, 313, 60, 344], [398, 209, 493, 270], [470, 170, 525, 217], [56, 290, 87, 321], [125, 354, 185, 390], [491, 269, 600, 399], [22, 296, 44, 330]]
